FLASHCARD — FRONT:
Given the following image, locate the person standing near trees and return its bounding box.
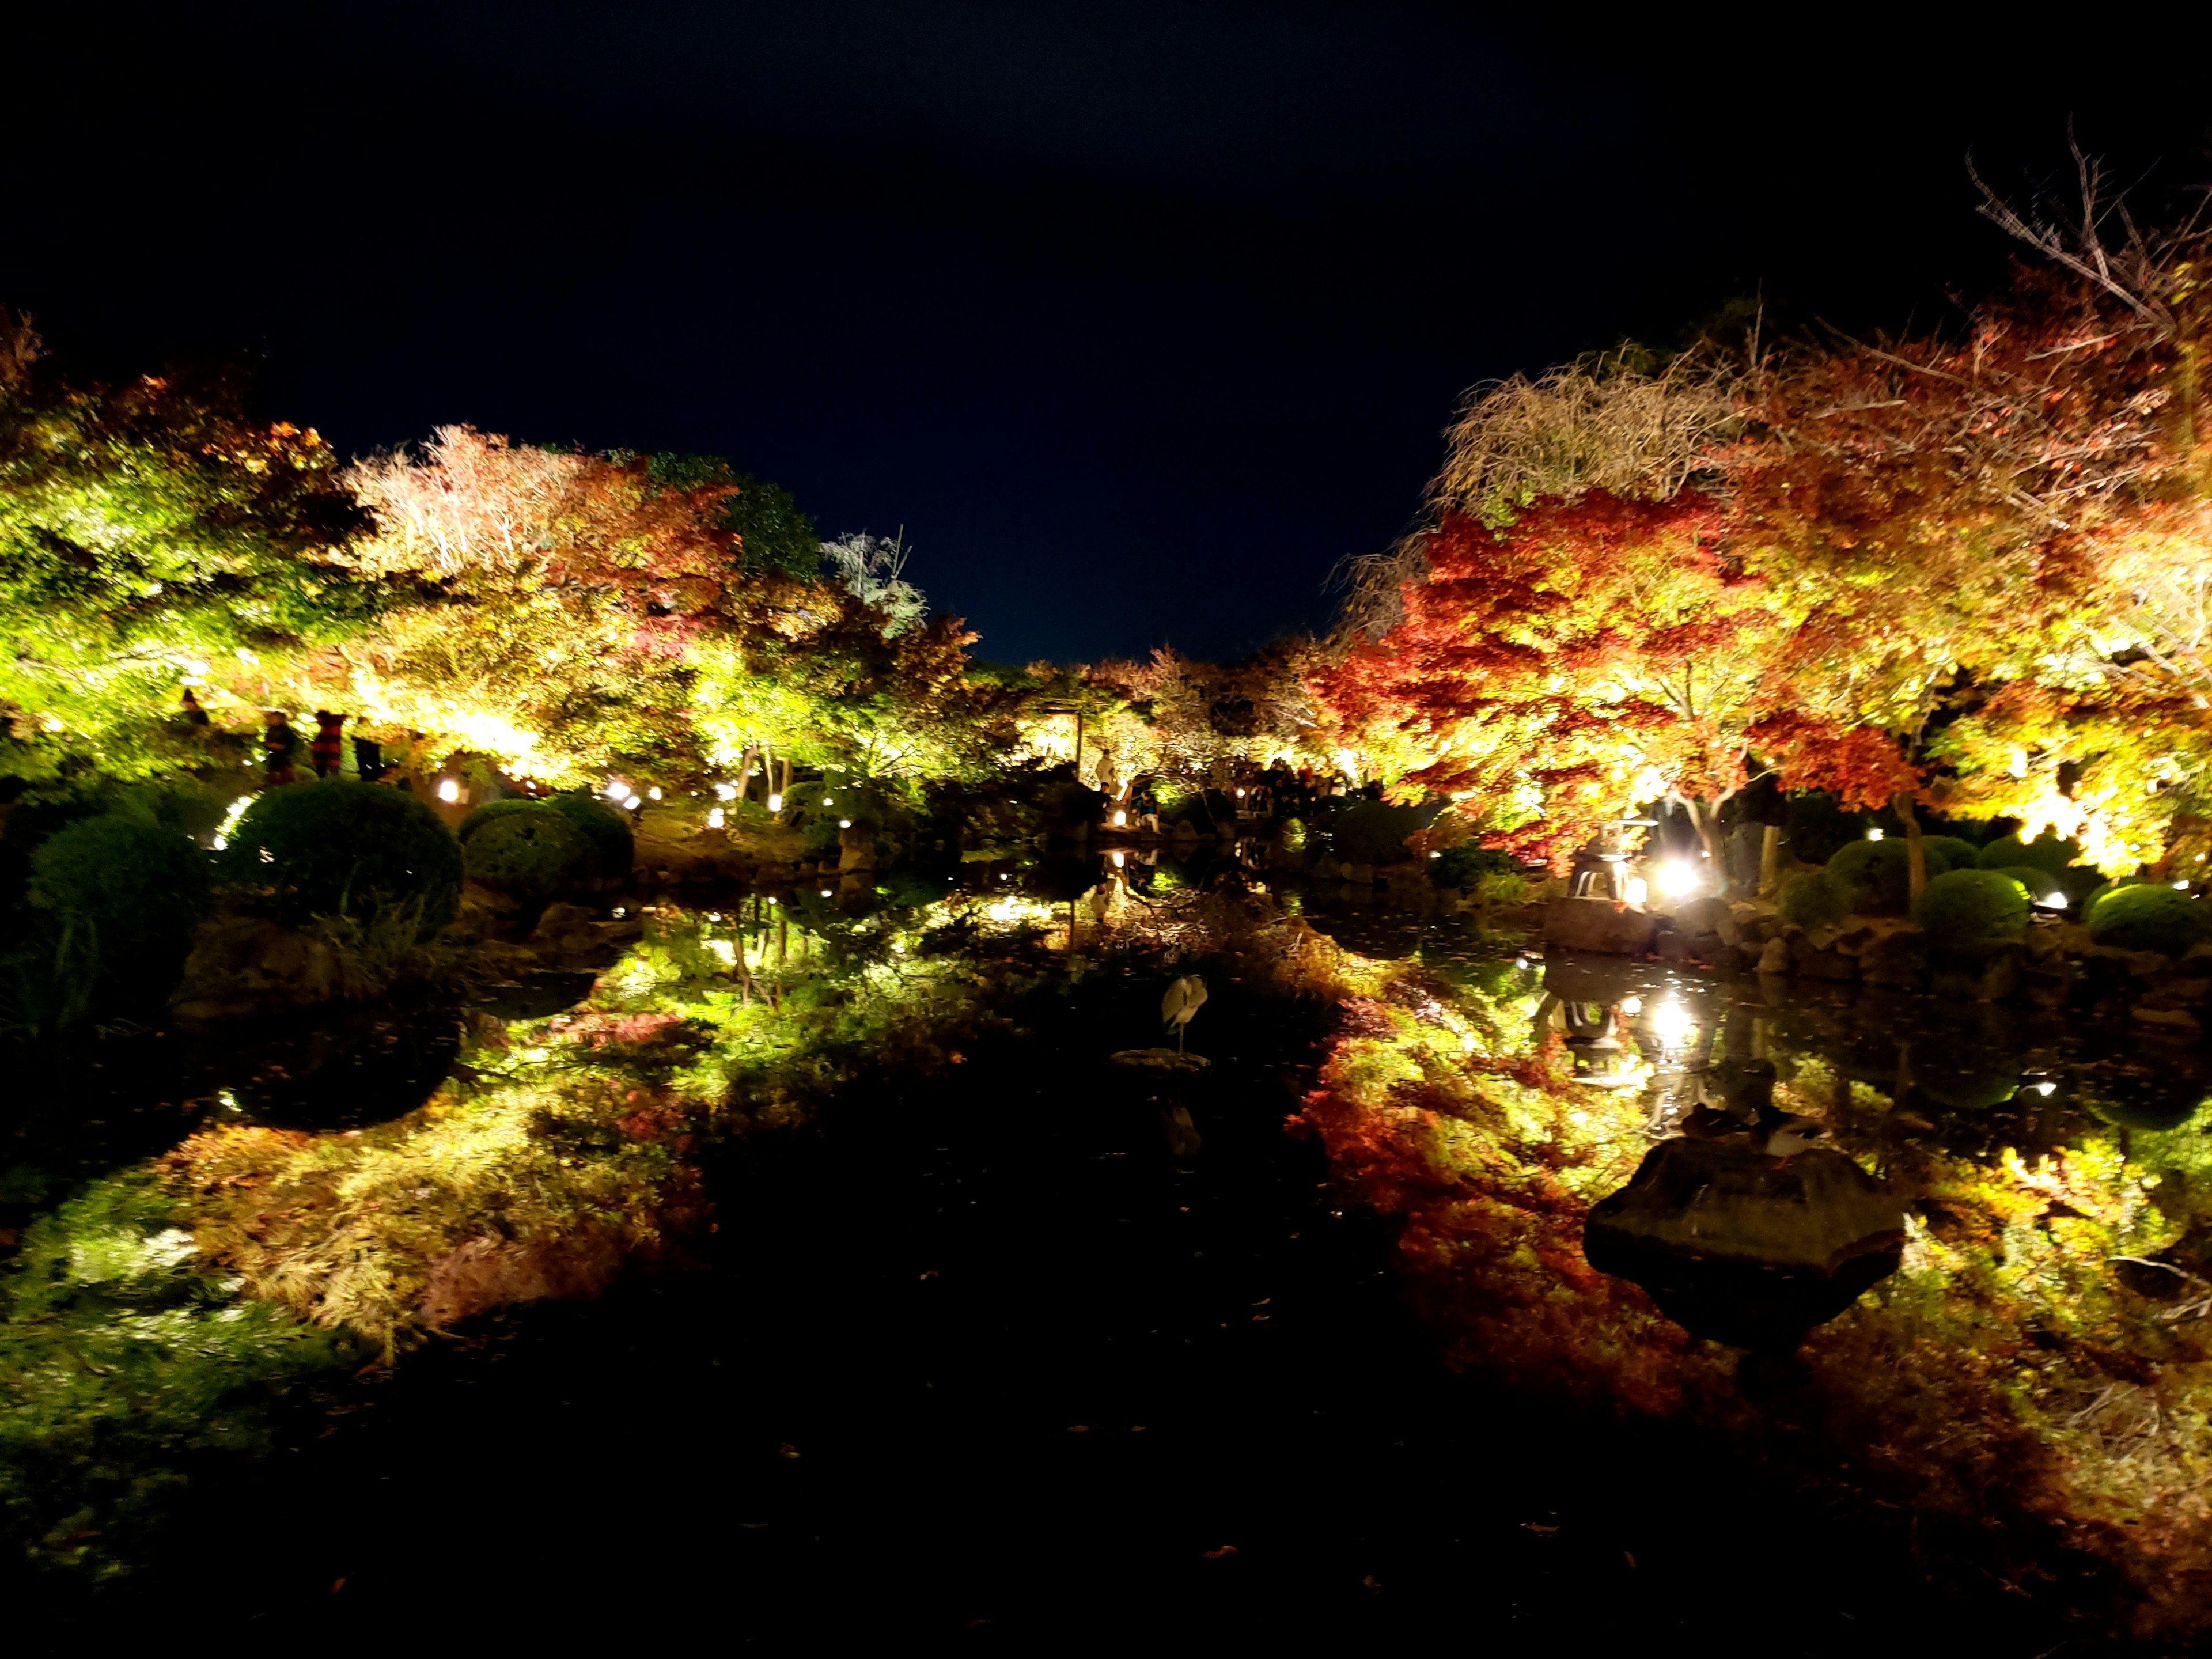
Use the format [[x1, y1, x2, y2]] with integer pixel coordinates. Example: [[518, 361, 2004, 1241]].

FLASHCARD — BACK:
[[262, 709, 301, 786], [310, 710, 345, 778]]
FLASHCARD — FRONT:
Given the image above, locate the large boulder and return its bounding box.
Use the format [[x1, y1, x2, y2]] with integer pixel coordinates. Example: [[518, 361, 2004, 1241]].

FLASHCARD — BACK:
[[169, 915, 346, 1021], [1585, 1138, 1907, 1350], [1543, 897, 1658, 956]]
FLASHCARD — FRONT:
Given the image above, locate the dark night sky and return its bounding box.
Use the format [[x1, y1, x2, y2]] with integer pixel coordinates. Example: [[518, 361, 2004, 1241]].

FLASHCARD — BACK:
[[5, 4, 2210, 664]]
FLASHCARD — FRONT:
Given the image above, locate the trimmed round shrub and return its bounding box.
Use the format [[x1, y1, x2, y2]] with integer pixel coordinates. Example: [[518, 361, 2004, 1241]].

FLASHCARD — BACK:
[[463, 810, 597, 900], [223, 781, 462, 930], [1920, 835, 1983, 874], [1993, 863, 2066, 906], [544, 794, 634, 881], [1826, 838, 1913, 914], [30, 812, 214, 993], [1778, 870, 1849, 930], [2086, 883, 2212, 955], [1432, 843, 1522, 891], [2082, 875, 2155, 919], [456, 798, 545, 843], [1912, 868, 2029, 953], [1977, 832, 2081, 874]]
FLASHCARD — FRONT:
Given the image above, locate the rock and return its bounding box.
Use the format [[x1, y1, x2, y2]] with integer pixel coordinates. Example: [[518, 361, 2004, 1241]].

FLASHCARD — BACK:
[[1831, 924, 1877, 956], [838, 823, 878, 873], [2186, 941, 2212, 964], [1541, 897, 1658, 957], [1756, 936, 1792, 975], [1584, 1139, 1908, 1350], [1675, 896, 1742, 946], [2132, 1006, 2203, 1035], [1790, 937, 1859, 980], [171, 916, 348, 1021], [1857, 929, 1928, 990], [2142, 978, 2212, 1010], [1656, 931, 1694, 963]]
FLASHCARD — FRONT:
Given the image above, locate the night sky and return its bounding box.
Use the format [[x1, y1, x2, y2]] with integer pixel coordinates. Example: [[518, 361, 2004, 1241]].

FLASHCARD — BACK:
[[6, 5, 2210, 664]]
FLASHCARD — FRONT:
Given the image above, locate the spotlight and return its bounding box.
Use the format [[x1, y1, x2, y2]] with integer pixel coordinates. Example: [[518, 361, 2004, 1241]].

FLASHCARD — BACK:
[[1654, 861, 1697, 899], [707, 807, 725, 830], [1866, 827, 1885, 841], [437, 778, 460, 803], [1625, 877, 1650, 906], [767, 793, 783, 813]]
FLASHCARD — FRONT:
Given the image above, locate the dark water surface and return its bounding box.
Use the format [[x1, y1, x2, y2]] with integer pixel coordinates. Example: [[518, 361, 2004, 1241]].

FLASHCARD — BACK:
[[46, 881, 2164, 1652]]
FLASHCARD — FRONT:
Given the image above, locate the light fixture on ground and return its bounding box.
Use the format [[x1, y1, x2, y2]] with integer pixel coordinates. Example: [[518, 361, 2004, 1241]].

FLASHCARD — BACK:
[[1654, 860, 1698, 900], [437, 778, 460, 802]]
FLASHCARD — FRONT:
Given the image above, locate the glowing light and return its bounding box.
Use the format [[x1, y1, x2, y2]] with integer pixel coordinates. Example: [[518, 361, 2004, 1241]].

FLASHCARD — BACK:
[[707, 939, 736, 965], [1649, 998, 1696, 1051], [892, 940, 906, 953], [1625, 877, 1649, 906], [767, 793, 783, 813], [839, 819, 853, 829], [1866, 827, 1885, 841], [648, 787, 663, 801], [822, 797, 834, 808], [1619, 996, 1643, 1014], [39, 715, 61, 732], [604, 782, 626, 799], [1236, 788, 1247, 797], [623, 795, 643, 811], [1429, 850, 1442, 858], [1654, 861, 1697, 900], [707, 808, 725, 830], [715, 782, 737, 801], [998, 873, 1010, 882], [1111, 850, 1125, 867], [437, 778, 460, 803], [2177, 880, 2192, 891], [2032, 1080, 2058, 1097], [1112, 810, 1126, 826], [2036, 891, 2067, 910], [820, 889, 833, 899]]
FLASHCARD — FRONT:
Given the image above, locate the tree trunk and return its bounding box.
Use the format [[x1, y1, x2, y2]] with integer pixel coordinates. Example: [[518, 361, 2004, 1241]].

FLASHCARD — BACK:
[[1683, 797, 1728, 895], [733, 743, 757, 803], [1893, 790, 1927, 904], [1758, 823, 1781, 900]]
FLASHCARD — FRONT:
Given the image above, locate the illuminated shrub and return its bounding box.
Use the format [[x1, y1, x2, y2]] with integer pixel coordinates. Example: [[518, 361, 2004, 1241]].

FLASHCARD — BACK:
[[1912, 868, 2029, 953], [1778, 870, 1848, 929], [1825, 839, 1912, 914], [1921, 835, 1983, 874], [463, 810, 597, 901], [2086, 884, 2212, 955], [1991, 863, 2065, 906], [543, 795, 634, 881], [2081, 876, 2154, 919], [1976, 832, 2081, 874], [456, 799, 543, 843], [222, 782, 461, 931]]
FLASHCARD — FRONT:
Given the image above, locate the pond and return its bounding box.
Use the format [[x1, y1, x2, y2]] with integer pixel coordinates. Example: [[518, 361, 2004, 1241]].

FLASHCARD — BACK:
[[12, 854, 2205, 1647]]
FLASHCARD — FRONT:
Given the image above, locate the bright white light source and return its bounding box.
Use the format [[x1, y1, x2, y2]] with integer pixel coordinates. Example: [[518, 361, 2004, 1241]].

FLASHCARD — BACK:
[[839, 818, 853, 829], [1429, 850, 1442, 858], [623, 795, 643, 811], [2036, 891, 2067, 910], [1236, 787, 1247, 797], [767, 793, 783, 813], [1112, 810, 1127, 826], [212, 836, 228, 850], [892, 940, 906, 953], [821, 797, 834, 808], [1625, 877, 1649, 906], [767, 896, 778, 906], [1111, 850, 1126, 867], [648, 786, 663, 801], [604, 781, 626, 798], [1866, 827, 1885, 841], [998, 873, 1009, 882], [40, 714, 62, 732], [707, 807, 725, 830], [2176, 880, 2192, 891], [714, 782, 737, 801], [437, 778, 460, 803], [707, 939, 736, 965], [1654, 861, 1698, 900], [1649, 997, 1696, 1051], [1620, 996, 1643, 1014], [2032, 1080, 2058, 1096], [820, 889, 832, 899]]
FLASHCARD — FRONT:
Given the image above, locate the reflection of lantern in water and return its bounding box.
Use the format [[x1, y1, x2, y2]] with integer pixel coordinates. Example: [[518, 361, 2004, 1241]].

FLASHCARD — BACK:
[[1648, 997, 1697, 1052], [1560, 1000, 1639, 1088], [1113, 809, 1127, 826]]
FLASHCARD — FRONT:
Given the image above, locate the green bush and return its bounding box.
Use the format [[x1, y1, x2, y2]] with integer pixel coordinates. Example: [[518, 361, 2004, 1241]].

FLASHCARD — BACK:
[[2082, 875, 2155, 919], [1992, 863, 2066, 906], [222, 781, 462, 931], [456, 798, 544, 843], [463, 810, 596, 900], [1781, 792, 1865, 866], [1913, 868, 2030, 953], [1431, 844, 1523, 891], [1921, 835, 1983, 874], [1976, 832, 2081, 874], [1778, 870, 1849, 930], [2086, 883, 2212, 956], [26, 810, 214, 1014], [1826, 838, 1913, 914], [544, 794, 634, 881]]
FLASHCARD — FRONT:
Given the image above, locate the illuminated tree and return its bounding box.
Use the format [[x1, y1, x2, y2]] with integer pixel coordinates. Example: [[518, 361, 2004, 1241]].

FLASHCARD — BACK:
[[0, 319, 377, 786]]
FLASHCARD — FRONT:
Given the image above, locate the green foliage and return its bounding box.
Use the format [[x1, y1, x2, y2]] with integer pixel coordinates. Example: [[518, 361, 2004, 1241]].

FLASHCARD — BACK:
[[462, 809, 596, 899], [1778, 869, 1849, 929], [1782, 792, 1864, 865], [456, 798, 543, 843], [21, 807, 213, 1019], [1825, 837, 1912, 914], [1912, 868, 2031, 953], [1976, 832, 2081, 874], [221, 781, 461, 931], [1992, 863, 2066, 905], [2086, 883, 2212, 955], [1921, 835, 1983, 874], [646, 453, 821, 580], [543, 793, 634, 881], [1432, 843, 1522, 891], [2082, 875, 2156, 918], [0, 1175, 351, 1578]]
